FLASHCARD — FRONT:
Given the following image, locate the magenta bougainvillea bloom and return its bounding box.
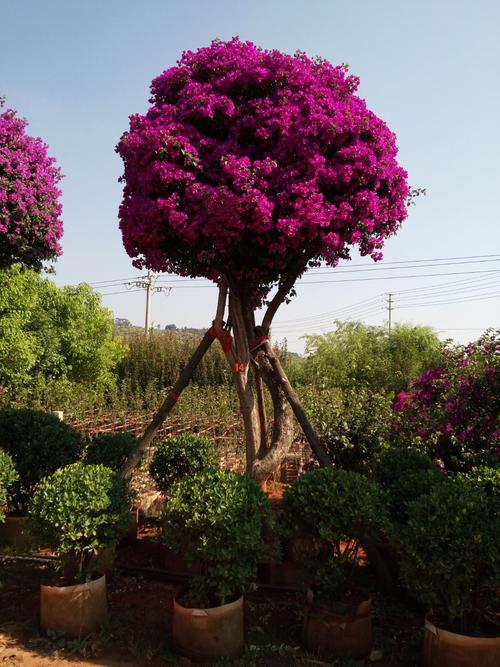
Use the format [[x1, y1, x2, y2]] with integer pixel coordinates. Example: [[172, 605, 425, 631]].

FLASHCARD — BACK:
[[117, 38, 409, 300], [0, 99, 63, 270], [393, 330, 500, 471]]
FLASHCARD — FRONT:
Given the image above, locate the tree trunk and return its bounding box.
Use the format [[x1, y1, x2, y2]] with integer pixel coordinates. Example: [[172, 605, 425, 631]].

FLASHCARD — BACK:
[[225, 290, 260, 472], [260, 340, 332, 468], [250, 350, 295, 482]]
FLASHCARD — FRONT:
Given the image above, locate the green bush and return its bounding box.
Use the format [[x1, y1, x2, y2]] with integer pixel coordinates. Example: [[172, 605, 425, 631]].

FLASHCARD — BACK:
[[375, 448, 442, 524], [162, 469, 275, 607], [0, 408, 85, 512], [0, 449, 18, 522], [150, 433, 218, 492], [397, 477, 500, 634], [282, 468, 388, 601], [457, 465, 500, 497], [85, 432, 138, 472], [302, 387, 393, 474], [29, 463, 132, 582]]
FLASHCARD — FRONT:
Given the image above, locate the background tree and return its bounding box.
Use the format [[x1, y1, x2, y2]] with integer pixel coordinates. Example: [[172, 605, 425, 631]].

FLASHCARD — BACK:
[[117, 38, 410, 480], [0, 266, 124, 403], [303, 321, 442, 393], [0, 99, 63, 270]]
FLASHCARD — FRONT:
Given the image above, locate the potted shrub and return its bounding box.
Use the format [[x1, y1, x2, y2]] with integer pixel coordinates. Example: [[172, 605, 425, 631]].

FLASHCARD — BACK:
[[0, 408, 84, 549], [162, 469, 275, 660], [397, 476, 500, 666], [149, 433, 218, 493], [373, 447, 443, 584], [0, 449, 18, 523], [282, 467, 388, 660], [85, 431, 139, 541], [375, 447, 443, 525], [29, 462, 131, 638]]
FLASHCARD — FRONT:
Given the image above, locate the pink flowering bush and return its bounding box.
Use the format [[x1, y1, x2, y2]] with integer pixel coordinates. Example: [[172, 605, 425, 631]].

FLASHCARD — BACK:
[[117, 38, 409, 301], [393, 330, 500, 471], [0, 99, 63, 270]]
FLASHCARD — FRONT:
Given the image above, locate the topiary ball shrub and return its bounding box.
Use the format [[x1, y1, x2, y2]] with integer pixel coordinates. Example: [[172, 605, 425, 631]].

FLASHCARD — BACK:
[[282, 468, 388, 601], [162, 469, 275, 607], [375, 447, 443, 525], [29, 462, 132, 582], [397, 476, 500, 635], [85, 432, 138, 472], [150, 433, 218, 493], [0, 449, 18, 522], [0, 408, 85, 513]]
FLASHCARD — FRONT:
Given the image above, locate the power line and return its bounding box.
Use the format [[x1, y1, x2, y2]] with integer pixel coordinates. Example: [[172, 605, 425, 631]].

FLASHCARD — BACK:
[[396, 291, 500, 309]]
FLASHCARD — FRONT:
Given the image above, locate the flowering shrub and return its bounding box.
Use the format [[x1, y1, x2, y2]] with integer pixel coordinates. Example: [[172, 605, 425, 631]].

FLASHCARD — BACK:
[[0, 100, 63, 269], [393, 330, 500, 471], [117, 38, 409, 301]]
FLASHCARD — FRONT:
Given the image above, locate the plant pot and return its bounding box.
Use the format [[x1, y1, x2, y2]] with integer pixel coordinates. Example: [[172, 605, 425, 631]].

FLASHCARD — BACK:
[[424, 616, 500, 667], [0, 516, 33, 551], [302, 588, 373, 659], [172, 589, 244, 660], [40, 574, 107, 638]]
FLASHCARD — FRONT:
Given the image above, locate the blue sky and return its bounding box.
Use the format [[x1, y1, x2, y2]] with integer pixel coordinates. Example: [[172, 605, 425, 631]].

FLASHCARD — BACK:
[[1, 0, 499, 351]]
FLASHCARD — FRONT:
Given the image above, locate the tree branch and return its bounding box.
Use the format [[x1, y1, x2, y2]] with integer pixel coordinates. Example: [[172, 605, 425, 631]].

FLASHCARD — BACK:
[[119, 280, 228, 480], [261, 271, 300, 334]]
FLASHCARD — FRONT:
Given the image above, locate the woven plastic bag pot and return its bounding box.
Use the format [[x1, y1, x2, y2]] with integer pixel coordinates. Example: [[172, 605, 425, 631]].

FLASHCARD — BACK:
[[172, 589, 244, 660], [302, 588, 373, 660], [424, 616, 500, 667], [40, 574, 107, 638]]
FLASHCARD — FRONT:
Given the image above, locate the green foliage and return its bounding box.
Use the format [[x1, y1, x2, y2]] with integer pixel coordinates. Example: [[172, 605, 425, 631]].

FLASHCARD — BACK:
[[375, 447, 443, 524], [304, 321, 442, 393], [162, 469, 275, 607], [457, 465, 500, 497], [116, 331, 230, 393], [0, 408, 84, 512], [85, 432, 138, 472], [0, 266, 125, 403], [397, 477, 500, 633], [149, 433, 218, 493], [302, 386, 393, 473], [282, 468, 388, 600], [0, 449, 18, 522], [29, 463, 132, 581]]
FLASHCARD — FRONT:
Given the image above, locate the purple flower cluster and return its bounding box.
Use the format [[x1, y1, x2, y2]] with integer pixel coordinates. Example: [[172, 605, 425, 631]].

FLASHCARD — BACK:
[[117, 38, 409, 299], [0, 100, 63, 270], [393, 330, 500, 470]]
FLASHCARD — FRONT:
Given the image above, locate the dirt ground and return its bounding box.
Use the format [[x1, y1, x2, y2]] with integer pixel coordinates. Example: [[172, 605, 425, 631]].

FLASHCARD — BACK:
[[0, 483, 424, 666], [0, 552, 423, 666]]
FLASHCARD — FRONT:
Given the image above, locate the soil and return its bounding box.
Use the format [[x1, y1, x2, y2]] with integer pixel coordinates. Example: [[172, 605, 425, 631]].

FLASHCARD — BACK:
[[0, 521, 425, 666]]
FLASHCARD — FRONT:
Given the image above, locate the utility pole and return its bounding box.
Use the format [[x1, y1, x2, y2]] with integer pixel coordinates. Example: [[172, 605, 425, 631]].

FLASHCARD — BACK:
[[387, 292, 393, 333], [144, 271, 152, 337], [125, 273, 172, 337]]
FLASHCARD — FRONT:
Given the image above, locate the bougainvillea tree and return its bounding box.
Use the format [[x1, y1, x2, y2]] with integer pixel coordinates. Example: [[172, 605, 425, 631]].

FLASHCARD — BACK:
[[0, 99, 63, 270], [117, 38, 410, 480], [393, 329, 500, 471]]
